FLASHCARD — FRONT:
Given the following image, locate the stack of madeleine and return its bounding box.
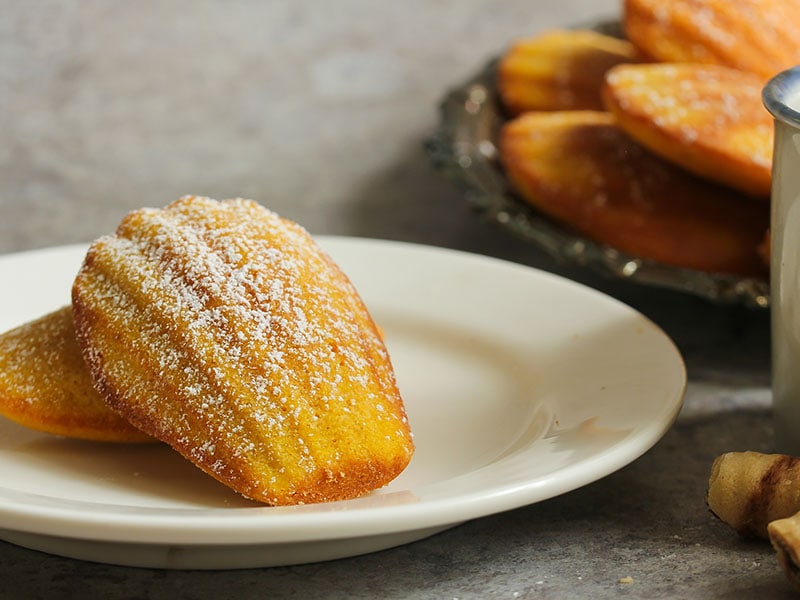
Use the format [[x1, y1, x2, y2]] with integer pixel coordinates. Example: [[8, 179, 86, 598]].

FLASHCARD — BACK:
[[496, 0, 800, 278]]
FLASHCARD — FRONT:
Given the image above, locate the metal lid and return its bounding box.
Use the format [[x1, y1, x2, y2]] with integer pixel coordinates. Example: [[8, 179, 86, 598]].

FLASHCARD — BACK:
[[764, 65, 800, 126]]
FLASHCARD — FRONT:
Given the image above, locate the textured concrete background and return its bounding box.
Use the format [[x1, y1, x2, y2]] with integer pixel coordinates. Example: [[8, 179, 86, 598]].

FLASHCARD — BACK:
[[0, 1, 790, 598]]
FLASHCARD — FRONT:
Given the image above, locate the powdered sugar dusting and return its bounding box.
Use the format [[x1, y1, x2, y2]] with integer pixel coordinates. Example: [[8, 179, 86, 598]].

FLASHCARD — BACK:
[[0, 310, 71, 404], [0, 306, 149, 441]]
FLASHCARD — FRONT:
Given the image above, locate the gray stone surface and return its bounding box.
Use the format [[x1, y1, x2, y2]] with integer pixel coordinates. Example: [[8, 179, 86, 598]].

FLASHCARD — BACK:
[[0, 0, 789, 597]]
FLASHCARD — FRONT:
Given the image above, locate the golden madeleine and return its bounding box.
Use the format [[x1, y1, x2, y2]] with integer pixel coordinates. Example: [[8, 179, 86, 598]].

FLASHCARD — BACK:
[[0, 306, 151, 442], [72, 196, 414, 505], [499, 111, 769, 277], [623, 0, 800, 80], [602, 62, 772, 198], [497, 29, 639, 115]]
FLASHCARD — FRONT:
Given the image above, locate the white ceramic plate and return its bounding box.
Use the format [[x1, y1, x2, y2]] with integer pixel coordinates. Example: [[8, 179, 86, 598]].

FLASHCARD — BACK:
[[0, 237, 686, 569]]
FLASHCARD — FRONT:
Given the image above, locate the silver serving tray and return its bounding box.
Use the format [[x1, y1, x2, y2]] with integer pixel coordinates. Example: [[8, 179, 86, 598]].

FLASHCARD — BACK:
[[425, 56, 770, 309]]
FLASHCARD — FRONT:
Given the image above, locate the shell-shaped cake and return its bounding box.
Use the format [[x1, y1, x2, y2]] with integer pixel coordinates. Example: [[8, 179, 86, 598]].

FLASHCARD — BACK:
[[623, 0, 800, 80], [603, 63, 772, 198], [500, 111, 769, 277], [497, 29, 639, 115], [0, 306, 152, 442], [72, 196, 414, 505]]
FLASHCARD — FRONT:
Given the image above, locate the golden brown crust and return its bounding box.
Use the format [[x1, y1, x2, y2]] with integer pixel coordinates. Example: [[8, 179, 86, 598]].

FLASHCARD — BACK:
[[0, 306, 152, 442], [623, 0, 800, 80], [72, 196, 414, 505], [602, 63, 772, 198], [499, 111, 769, 277], [497, 29, 639, 115]]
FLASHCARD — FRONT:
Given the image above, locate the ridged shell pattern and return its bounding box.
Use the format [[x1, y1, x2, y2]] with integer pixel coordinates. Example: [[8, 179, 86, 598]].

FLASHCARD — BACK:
[[72, 196, 414, 505]]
